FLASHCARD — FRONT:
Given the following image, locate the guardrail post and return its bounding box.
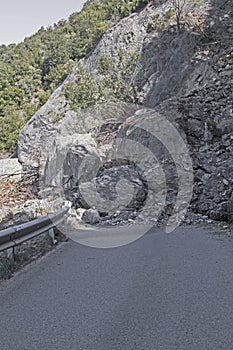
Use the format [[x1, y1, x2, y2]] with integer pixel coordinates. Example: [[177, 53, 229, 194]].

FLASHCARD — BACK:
[[5, 247, 15, 260], [49, 228, 57, 245]]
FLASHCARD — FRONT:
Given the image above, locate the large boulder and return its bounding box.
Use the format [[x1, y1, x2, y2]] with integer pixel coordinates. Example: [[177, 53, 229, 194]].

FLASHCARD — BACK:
[[82, 209, 100, 225], [0, 159, 22, 178], [43, 133, 100, 188]]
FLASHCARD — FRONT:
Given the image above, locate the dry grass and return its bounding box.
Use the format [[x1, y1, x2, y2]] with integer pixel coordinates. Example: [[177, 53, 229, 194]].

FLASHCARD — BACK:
[[0, 174, 37, 222], [0, 230, 67, 280]]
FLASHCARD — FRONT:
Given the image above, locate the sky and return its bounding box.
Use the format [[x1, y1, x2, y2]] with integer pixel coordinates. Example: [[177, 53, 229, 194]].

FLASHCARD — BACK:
[[0, 0, 86, 45]]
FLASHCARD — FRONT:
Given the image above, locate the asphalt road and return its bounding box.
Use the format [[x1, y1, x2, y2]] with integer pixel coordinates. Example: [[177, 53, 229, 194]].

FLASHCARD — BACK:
[[1, 224, 233, 350]]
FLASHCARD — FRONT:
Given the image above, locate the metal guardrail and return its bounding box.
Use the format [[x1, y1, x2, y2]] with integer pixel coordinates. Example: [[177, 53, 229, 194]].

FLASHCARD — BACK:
[[0, 207, 69, 255]]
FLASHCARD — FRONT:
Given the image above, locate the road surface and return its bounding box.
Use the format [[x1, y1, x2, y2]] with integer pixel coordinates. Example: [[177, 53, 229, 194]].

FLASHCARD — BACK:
[[0, 224, 233, 349]]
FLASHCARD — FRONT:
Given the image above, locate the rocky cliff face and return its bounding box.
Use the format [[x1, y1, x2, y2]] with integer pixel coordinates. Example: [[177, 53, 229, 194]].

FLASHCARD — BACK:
[[18, 0, 233, 224]]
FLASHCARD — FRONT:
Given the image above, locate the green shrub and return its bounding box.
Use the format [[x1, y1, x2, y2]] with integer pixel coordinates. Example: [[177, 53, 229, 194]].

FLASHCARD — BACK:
[[147, 9, 176, 33], [64, 51, 139, 112]]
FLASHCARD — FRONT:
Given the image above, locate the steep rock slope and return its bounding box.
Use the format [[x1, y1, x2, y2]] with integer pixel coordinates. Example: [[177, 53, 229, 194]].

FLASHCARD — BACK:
[[18, 0, 233, 223], [17, 2, 156, 167], [155, 0, 233, 220]]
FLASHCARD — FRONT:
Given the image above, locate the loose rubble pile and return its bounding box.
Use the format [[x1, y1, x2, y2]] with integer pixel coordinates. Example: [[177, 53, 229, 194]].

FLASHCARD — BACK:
[[157, 44, 233, 221]]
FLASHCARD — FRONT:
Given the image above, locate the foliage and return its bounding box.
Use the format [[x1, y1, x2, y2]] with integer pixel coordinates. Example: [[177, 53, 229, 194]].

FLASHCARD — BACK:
[[0, 108, 25, 151], [63, 51, 139, 113], [0, 257, 17, 279], [147, 9, 175, 33], [0, 0, 151, 152]]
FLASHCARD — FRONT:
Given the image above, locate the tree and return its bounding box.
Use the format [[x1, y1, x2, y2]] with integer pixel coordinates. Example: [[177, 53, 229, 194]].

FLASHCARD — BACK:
[[170, 0, 204, 31], [171, 0, 187, 30]]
